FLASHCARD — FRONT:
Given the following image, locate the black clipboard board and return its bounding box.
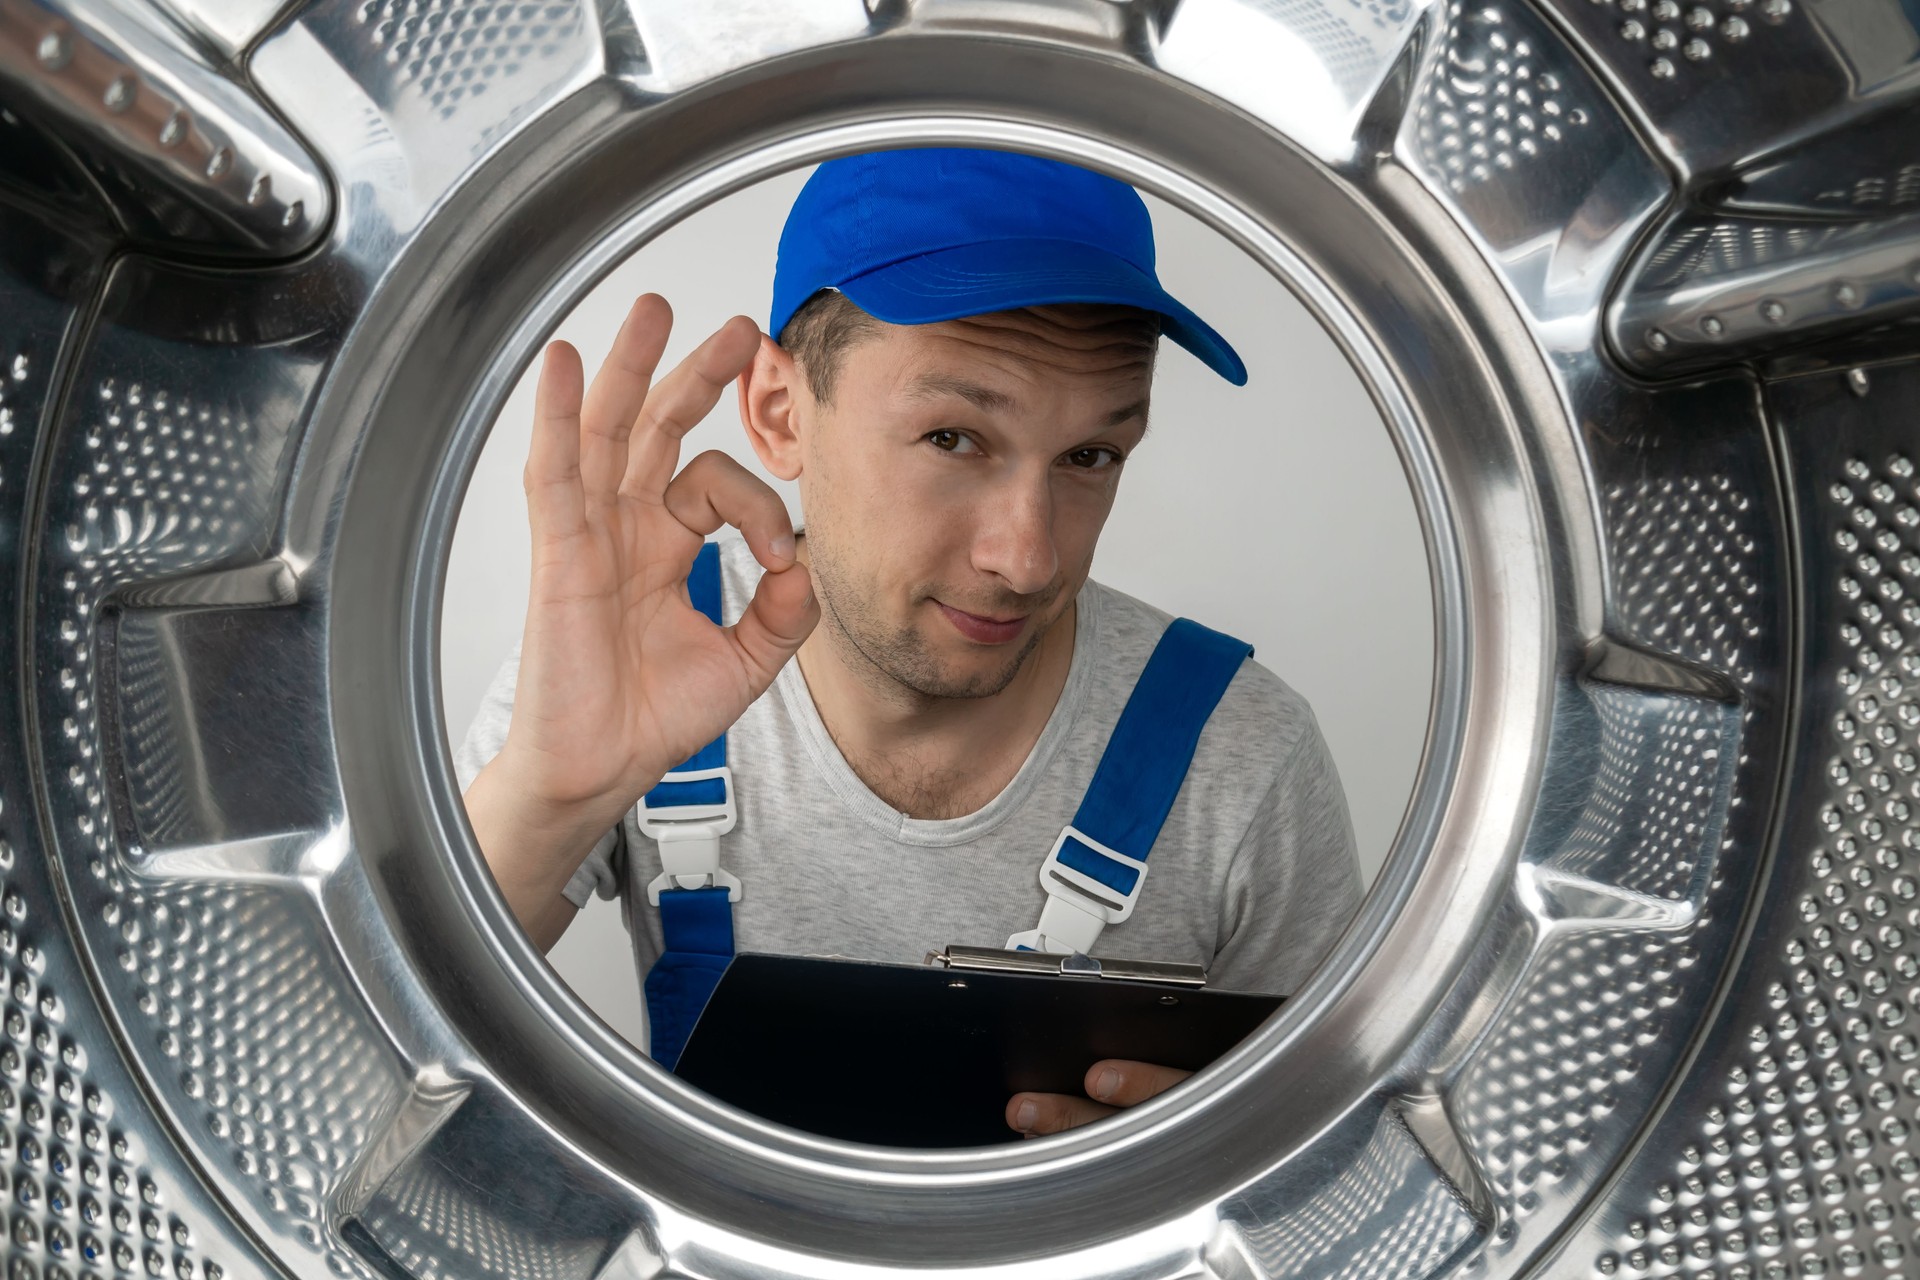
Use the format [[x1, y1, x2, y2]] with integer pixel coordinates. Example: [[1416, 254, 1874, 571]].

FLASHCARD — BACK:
[[672, 952, 1285, 1147]]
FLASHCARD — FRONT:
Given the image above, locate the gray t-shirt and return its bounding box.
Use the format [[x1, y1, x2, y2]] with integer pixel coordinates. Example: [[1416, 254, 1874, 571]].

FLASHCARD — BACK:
[[456, 533, 1364, 996]]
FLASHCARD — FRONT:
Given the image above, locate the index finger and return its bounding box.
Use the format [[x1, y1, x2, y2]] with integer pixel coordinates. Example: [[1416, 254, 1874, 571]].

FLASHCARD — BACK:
[[620, 315, 762, 502]]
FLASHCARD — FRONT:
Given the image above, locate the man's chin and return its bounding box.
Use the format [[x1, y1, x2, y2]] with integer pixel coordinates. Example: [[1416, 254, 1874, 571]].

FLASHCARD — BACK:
[[920, 671, 1023, 700], [892, 637, 1044, 700]]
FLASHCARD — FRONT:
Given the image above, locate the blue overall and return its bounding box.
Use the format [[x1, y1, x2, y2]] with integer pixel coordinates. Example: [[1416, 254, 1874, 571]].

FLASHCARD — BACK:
[[639, 543, 736, 1072], [642, 543, 1251, 1071]]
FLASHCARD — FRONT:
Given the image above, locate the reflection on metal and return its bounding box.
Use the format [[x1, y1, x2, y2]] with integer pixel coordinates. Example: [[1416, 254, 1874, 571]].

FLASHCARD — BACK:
[[930, 943, 1212, 985], [1536, 0, 1918, 177], [1214, 1100, 1487, 1280], [147, 0, 300, 62], [1723, 105, 1920, 218], [1611, 208, 1920, 374], [1154, 0, 1429, 161], [0, 0, 1918, 1278], [0, 203, 282, 1280], [0, 0, 330, 254]]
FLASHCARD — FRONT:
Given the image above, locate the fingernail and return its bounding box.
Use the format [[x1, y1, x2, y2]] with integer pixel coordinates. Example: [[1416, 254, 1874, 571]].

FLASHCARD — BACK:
[[770, 534, 795, 562], [1013, 1101, 1037, 1131], [1092, 1068, 1121, 1101]]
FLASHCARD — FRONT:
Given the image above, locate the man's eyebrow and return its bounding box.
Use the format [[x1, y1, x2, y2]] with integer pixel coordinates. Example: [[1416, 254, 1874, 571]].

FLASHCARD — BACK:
[[901, 372, 1015, 414], [904, 373, 1151, 431]]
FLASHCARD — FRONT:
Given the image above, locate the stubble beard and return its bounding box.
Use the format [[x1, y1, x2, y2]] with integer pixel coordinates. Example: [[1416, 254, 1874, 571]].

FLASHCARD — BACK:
[[807, 538, 1061, 701]]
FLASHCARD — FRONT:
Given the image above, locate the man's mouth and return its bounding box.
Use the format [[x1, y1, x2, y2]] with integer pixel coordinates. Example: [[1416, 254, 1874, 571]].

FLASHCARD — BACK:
[[935, 601, 1029, 645]]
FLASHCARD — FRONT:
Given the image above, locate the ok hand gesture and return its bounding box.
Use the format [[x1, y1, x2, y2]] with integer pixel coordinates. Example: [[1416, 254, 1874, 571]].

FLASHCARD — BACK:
[[465, 295, 817, 946]]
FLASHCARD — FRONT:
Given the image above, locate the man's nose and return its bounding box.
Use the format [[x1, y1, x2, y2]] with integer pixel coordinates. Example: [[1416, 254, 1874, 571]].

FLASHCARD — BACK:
[[973, 475, 1059, 597]]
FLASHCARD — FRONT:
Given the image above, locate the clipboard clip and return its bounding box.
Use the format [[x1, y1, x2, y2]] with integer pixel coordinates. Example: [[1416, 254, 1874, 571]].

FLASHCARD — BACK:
[[924, 944, 1208, 988]]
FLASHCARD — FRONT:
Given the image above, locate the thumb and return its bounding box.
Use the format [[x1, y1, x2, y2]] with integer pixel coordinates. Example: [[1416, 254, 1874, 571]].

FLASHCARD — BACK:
[[728, 562, 818, 686]]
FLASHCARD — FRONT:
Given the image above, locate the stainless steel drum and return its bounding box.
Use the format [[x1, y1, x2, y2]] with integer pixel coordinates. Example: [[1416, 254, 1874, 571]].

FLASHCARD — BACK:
[[4, 1, 1920, 1277]]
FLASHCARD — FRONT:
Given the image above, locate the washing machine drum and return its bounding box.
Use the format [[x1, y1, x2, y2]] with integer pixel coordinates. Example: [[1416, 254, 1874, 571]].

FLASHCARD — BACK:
[[3, 1, 1919, 1277]]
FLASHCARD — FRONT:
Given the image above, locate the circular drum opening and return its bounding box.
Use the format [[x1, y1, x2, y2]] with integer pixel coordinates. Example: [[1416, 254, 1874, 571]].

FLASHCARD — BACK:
[[436, 159, 1436, 1076], [320, 34, 1579, 1261]]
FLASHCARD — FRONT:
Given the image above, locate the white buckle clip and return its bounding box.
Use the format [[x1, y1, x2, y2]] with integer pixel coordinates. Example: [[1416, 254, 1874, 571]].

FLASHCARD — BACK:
[[1006, 824, 1149, 955], [638, 766, 742, 905]]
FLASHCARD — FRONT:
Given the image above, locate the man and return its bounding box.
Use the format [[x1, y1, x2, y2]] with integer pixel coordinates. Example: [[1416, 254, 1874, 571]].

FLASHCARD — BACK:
[[458, 148, 1363, 1137]]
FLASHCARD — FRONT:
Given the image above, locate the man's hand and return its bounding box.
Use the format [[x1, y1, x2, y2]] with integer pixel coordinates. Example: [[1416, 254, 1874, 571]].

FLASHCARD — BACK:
[[1006, 1060, 1194, 1136], [464, 295, 818, 948]]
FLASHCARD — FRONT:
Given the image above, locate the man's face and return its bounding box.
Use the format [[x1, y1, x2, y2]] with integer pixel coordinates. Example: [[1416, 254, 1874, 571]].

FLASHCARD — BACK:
[[794, 304, 1155, 700]]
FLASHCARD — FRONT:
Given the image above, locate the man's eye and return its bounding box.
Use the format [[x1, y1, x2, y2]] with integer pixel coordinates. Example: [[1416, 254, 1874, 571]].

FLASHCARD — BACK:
[[926, 430, 978, 454], [1064, 447, 1123, 470]]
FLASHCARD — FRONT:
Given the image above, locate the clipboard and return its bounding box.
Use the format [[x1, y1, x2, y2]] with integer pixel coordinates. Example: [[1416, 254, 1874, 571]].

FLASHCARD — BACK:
[[672, 948, 1285, 1147]]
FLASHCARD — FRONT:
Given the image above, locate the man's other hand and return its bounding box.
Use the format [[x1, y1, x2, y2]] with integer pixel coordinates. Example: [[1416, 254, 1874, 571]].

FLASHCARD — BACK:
[[1006, 1059, 1194, 1136]]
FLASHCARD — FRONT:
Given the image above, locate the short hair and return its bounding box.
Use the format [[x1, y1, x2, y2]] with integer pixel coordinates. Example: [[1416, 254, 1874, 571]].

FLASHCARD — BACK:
[[774, 291, 1163, 405], [775, 289, 877, 405]]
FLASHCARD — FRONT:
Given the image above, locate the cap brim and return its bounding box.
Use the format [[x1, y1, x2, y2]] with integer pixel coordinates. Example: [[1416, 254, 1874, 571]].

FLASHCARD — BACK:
[[833, 239, 1249, 387]]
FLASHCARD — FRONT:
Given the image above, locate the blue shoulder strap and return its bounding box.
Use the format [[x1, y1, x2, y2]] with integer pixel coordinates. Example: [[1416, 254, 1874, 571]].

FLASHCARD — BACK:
[[644, 542, 727, 809], [642, 542, 737, 1072], [646, 887, 733, 1073], [1008, 617, 1251, 954]]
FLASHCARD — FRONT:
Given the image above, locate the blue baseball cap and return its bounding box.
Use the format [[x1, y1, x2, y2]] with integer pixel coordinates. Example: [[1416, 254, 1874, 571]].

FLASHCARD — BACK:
[[770, 148, 1248, 387]]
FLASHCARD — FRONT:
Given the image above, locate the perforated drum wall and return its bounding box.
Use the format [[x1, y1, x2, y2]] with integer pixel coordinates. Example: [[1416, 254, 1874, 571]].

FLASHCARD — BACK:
[[3, 2, 1920, 1279]]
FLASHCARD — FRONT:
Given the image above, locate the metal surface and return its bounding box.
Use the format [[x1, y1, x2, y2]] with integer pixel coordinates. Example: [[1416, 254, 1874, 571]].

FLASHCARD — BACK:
[[931, 945, 1212, 985], [0, 0, 1917, 1277], [1611, 209, 1920, 375], [0, 0, 330, 254]]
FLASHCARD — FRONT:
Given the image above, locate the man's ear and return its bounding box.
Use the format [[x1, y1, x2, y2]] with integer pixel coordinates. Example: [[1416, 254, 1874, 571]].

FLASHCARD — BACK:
[[738, 334, 806, 482]]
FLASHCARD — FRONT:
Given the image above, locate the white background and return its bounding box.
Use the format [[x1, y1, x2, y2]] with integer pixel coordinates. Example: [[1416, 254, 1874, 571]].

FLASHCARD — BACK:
[[440, 166, 1433, 1047]]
